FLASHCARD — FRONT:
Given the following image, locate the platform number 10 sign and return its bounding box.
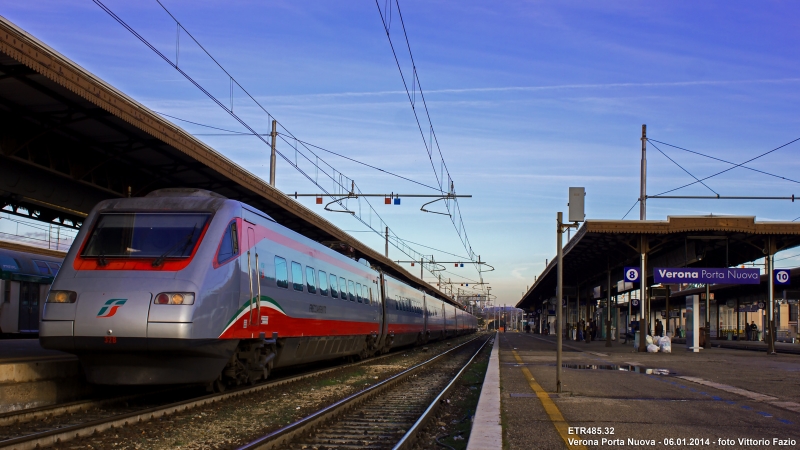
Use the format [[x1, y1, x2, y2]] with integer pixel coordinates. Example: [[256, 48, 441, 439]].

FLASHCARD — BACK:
[[624, 267, 640, 283], [775, 270, 790, 285]]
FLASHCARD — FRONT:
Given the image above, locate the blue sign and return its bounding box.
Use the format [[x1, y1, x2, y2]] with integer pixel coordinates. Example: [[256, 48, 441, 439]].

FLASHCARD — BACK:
[[624, 267, 640, 282], [775, 269, 791, 285], [653, 267, 761, 285]]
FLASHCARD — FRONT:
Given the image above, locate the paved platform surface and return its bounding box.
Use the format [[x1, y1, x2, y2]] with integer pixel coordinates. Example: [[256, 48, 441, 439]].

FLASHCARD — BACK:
[[0, 338, 73, 363], [490, 332, 800, 449], [671, 337, 800, 355]]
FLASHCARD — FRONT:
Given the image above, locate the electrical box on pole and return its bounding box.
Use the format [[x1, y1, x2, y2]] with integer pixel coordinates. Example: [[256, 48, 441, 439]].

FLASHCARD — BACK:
[[568, 187, 585, 222]]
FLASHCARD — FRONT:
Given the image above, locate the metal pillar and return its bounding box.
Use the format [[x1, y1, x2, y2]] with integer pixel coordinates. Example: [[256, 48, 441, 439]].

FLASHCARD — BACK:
[[705, 284, 711, 348], [767, 237, 776, 354], [556, 212, 564, 393], [665, 285, 670, 335], [269, 120, 277, 186], [640, 124, 647, 220], [385, 226, 389, 257], [638, 235, 648, 353], [606, 269, 612, 347]]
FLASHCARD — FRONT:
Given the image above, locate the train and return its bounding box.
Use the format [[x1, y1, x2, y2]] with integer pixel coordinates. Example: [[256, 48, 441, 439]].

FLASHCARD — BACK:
[[40, 188, 477, 389], [0, 243, 63, 334]]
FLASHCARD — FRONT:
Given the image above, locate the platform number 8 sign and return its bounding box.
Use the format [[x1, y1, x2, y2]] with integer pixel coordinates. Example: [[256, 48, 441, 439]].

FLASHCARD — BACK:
[[624, 267, 640, 283], [775, 270, 790, 285]]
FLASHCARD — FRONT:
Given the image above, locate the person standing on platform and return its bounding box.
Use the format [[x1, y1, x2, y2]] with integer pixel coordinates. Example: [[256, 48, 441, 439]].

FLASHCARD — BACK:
[[656, 320, 664, 337], [586, 320, 593, 343], [750, 321, 758, 341]]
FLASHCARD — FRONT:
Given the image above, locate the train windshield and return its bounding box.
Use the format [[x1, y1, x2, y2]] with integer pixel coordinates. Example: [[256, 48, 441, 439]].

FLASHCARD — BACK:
[[82, 213, 210, 259]]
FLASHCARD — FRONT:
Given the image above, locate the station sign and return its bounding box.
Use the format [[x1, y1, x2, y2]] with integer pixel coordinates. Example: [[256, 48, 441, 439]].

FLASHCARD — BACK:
[[775, 269, 791, 285], [624, 267, 640, 283], [653, 267, 761, 284]]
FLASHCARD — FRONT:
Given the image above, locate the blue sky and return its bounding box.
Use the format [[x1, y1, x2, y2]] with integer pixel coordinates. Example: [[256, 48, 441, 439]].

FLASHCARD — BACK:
[[2, 1, 800, 305]]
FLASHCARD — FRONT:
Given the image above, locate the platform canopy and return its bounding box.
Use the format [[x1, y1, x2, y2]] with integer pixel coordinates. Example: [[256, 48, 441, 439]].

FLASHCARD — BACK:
[[516, 216, 800, 309], [0, 16, 456, 303]]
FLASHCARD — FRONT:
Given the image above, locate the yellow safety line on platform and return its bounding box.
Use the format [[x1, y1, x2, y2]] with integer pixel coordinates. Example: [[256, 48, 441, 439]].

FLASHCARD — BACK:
[[511, 349, 587, 450]]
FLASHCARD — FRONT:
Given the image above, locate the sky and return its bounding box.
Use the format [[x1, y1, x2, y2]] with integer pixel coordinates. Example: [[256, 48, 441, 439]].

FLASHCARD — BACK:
[[2, 1, 800, 306]]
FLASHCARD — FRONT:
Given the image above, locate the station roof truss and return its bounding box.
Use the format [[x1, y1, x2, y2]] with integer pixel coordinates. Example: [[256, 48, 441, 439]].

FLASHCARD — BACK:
[[516, 216, 800, 310], [0, 16, 457, 304]]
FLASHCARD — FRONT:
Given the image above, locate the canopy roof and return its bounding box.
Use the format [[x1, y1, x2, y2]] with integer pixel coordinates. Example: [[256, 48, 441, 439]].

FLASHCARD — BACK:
[[516, 216, 800, 309]]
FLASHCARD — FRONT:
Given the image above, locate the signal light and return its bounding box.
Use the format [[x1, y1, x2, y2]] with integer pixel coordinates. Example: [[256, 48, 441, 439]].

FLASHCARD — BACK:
[[316, 197, 323, 204], [385, 197, 391, 204]]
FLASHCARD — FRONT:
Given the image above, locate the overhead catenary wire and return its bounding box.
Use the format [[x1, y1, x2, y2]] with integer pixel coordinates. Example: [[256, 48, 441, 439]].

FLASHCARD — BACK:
[[155, 112, 441, 192], [652, 136, 800, 197], [93, 0, 474, 287], [648, 140, 718, 196], [375, 0, 483, 290], [648, 138, 800, 185]]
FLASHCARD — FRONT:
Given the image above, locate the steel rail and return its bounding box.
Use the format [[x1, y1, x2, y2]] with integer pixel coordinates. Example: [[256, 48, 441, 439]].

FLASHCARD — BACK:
[[393, 335, 491, 449], [236, 333, 488, 450], [0, 342, 428, 450], [0, 386, 191, 428]]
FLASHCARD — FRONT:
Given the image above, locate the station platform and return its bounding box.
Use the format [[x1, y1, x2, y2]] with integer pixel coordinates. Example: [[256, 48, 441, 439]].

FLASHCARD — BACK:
[[672, 337, 800, 355], [0, 338, 86, 412], [469, 331, 800, 449]]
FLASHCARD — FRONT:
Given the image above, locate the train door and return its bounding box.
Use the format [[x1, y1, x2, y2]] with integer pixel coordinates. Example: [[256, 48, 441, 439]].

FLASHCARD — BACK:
[[422, 295, 428, 337], [245, 224, 261, 329], [377, 272, 389, 350], [18, 281, 39, 333]]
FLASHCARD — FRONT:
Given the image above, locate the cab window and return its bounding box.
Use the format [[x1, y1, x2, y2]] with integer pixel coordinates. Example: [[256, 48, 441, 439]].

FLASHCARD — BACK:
[[217, 221, 239, 264]]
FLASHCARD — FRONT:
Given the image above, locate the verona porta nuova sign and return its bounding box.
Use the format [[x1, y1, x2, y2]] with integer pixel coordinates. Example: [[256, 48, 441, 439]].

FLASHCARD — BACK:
[[653, 267, 761, 284]]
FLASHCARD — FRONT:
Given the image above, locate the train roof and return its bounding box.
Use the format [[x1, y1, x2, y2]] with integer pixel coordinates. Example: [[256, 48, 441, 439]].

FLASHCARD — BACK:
[[0, 240, 65, 283]]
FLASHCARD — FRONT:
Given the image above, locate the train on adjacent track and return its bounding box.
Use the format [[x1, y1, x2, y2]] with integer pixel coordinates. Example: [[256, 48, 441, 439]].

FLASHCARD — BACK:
[[40, 189, 477, 389]]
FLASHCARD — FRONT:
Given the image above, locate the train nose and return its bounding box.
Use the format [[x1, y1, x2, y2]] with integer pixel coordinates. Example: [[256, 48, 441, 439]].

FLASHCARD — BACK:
[[74, 291, 153, 338]]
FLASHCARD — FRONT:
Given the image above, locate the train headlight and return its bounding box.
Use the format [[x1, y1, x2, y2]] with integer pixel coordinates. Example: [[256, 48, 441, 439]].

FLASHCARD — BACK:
[[154, 292, 195, 305], [47, 290, 77, 303]]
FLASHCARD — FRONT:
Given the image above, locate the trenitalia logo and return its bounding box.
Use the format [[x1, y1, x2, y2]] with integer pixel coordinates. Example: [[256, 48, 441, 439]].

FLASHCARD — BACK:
[[97, 299, 127, 318]]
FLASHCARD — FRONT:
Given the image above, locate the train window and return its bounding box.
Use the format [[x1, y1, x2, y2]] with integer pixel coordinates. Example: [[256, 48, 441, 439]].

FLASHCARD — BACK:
[[291, 261, 304, 291], [356, 283, 363, 303], [217, 221, 239, 264], [2, 281, 9, 303], [394, 298, 398, 310], [347, 280, 356, 302], [82, 212, 210, 259], [329, 274, 338, 298], [318, 271, 329, 296], [369, 288, 374, 305], [363, 285, 370, 305], [47, 262, 61, 276], [305, 266, 317, 294], [340, 277, 347, 300], [33, 260, 51, 275], [274, 256, 288, 289]]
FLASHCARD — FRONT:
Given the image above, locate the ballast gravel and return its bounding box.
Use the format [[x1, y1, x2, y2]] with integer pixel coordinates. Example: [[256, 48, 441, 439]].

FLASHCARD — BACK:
[[49, 335, 480, 450]]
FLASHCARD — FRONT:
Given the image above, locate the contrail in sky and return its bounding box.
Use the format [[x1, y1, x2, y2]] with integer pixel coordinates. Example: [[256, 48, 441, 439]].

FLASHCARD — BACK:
[[264, 78, 800, 100]]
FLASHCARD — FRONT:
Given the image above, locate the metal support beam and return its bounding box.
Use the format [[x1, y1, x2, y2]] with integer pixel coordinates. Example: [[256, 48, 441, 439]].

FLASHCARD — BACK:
[[606, 269, 612, 347]]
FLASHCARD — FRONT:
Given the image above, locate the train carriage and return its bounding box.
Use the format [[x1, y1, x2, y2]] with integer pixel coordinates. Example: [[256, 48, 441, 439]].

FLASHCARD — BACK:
[[40, 188, 476, 388], [0, 244, 63, 334]]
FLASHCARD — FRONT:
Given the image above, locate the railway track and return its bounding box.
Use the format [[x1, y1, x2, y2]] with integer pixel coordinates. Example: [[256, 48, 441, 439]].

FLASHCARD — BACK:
[[0, 335, 480, 450], [237, 335, 491, 450]]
